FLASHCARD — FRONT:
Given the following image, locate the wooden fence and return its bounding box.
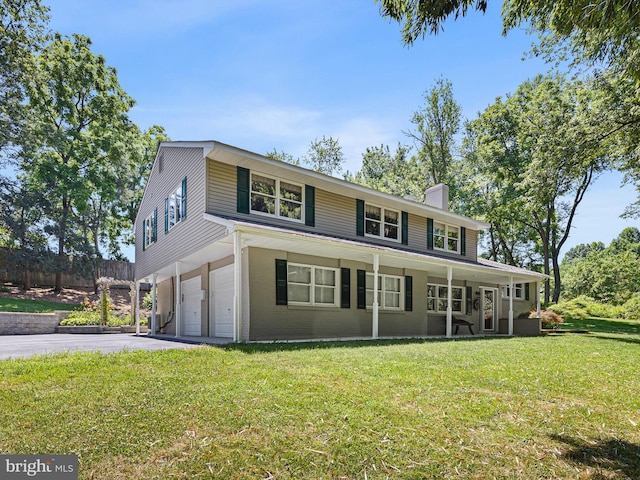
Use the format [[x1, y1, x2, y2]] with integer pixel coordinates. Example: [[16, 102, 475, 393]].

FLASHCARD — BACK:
[[0, 248, 135, 288]]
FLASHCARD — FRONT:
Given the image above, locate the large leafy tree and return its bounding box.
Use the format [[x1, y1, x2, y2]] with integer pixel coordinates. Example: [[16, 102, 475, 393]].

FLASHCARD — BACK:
[[405, 77, 462, 188], [0, 0, 49, 151], [304, 136, 345, 176], [376, 0, 640, 82], [561, 228, 640, 304], [464, 75, 617, 303], [348, 143, 416, 197], [20, 33, 137, 292]]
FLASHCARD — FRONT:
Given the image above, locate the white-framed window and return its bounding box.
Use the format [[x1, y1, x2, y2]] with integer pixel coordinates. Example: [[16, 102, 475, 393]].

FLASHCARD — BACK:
[[287, 263, 338, 306], [251, 172, 303, 222], [502, 283, 525, 300], [365, 203, 400, 241], [168, 185, 183, 231], [426, 284, 464, 313], [433, 222, 460, 253], [365, 273, 403, 310], [144, 213, 155, 248]]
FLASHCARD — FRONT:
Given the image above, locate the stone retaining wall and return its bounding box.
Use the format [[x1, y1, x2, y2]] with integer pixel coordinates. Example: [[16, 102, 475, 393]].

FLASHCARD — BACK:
[[0, 311, 72, 335]]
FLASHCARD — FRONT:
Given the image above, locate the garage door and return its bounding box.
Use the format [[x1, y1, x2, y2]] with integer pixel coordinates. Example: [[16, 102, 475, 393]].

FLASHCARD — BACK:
[[209, 265, 234, 338], [181, 276, 202, 336]]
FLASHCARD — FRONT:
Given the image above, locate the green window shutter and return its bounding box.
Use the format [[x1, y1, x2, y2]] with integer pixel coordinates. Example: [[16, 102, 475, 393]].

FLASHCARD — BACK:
[[356, 199, 364, 236], [181, 177, 187, 220], [237, 166, 250, 214], [305, 185, 315, 227], [141, 221, 146, 251], [525, 283, 530, 301], [152, 208, 157, 242], [466, 286, 472, 315], [340, 267, 351, 308], [275, 259, 288, 305], [401, 211, 409, 245], [164, 197, 169, 234], [356, 269, 366, 309], [427, 218, 434, 250], [405, 275, 413, 311], [460, 227, 466, 256]]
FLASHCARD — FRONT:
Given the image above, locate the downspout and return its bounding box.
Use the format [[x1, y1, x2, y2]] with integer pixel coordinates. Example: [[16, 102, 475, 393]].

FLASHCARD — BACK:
[[233, 230, 242, 342], [508, 276, 514, 336], [151, 273, 157, 335], [372, 254, 379, 339], [175, 261, 181, 338], [446, 266, 453, 338]]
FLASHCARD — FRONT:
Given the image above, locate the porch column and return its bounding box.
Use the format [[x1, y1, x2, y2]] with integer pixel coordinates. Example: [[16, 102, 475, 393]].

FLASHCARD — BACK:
[[175, 261, 181, 338], [536, 280, 541, 327], [446, 266, 453, 338], [508, 276, 514, 336], [135, 280, 141, 335], [372, 254, 379, 339], [151, 273, 157, 335], [233, 231, 242, 342]]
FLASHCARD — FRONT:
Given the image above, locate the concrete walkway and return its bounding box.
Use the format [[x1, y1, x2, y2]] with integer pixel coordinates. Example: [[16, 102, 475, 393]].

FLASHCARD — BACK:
[[0, 334, 209, 360]]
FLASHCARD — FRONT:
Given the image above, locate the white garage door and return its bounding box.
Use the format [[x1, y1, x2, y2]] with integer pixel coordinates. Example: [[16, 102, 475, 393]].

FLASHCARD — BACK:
[[181, 276, 202, 336], [209, 265, 234, 338]]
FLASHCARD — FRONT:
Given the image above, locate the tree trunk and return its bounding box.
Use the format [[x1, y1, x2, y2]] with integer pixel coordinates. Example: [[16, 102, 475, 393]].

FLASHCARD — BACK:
[[23, 269, 31, 290]]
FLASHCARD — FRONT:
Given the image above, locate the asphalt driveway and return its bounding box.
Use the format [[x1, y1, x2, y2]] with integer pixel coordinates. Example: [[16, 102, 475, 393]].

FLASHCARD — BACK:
[[0, 334, 202, 360]]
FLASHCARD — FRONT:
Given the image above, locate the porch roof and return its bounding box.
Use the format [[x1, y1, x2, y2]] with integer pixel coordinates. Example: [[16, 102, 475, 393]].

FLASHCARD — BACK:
[[141, 213, 546, 285]]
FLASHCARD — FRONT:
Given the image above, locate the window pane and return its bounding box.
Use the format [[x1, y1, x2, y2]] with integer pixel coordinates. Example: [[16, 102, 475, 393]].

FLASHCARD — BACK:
[[280, 181, 302, 202], [448, 227, 459, 239], [366, 290, 374, 307], [448, 238, 458, 251], [437, 300, 447, 312], [384, 210, 399, 225], [384, 224, 398, 239], [452, 287, 463, 300], [434, 222, 445, 236], [427, 298, 436, 311], [438, 286, 448, 299], [452, 300, 462, 312], [288, 284, 310, 303], [427, 285, 436, 297], [434, 236, 445, 249], [385, 292, 400, 308], [315, 286, 335, 304], [251, 194, 275, 214], [366, 274, 374, 289], [385, 276, 401, 292], [315, 268, 335, 286], [251, 174, 276, 196], [288, 265, 311, 284], [279, 200, 301, 219], [366, 220, 380, 236], [365, 205, 381, 220]]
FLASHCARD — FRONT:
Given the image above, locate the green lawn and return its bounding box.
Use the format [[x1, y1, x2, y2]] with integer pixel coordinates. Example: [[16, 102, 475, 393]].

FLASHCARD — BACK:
[[1, 334, 639, 479], [0, 297, 79, 313], [562, 316, 640, 335]]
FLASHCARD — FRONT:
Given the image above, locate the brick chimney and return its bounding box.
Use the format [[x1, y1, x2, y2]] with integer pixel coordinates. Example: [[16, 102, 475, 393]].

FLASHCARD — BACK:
[[425, 184, 449, 211]]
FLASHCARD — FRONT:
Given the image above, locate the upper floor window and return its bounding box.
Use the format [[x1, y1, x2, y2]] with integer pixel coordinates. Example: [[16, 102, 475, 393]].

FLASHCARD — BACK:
[[427, 284, 464, 313], [143, 211, 157, 249], [366, 273, 403, 310], [287, 263, 338, 307], [365, 203, 400, 242], [251, 173, 303, 222], [502, 283, 524, 300], [165, 177, 187, 233], [434, 222, 459, 253]]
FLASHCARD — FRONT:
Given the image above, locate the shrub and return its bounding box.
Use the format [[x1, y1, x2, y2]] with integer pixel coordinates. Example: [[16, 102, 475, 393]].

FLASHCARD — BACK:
[[0, 285, 10, 293], [142, 291, 153, 310], [622, 295, 640, 321], [531, 309, 565, 329], [548, 298, 589, 322], [60, 311, 142, 327]]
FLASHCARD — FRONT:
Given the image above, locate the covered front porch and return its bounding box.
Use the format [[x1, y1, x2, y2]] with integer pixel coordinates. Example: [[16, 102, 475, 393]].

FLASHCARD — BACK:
[[135, 214, 546, 343]]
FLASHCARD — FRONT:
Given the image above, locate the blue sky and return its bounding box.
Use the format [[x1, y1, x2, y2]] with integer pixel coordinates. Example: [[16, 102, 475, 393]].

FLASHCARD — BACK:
[[45, 0, 637, 260]]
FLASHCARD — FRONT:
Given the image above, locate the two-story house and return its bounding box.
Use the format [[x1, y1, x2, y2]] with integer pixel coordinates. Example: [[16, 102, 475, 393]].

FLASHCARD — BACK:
[[135, 141, 545, 342]]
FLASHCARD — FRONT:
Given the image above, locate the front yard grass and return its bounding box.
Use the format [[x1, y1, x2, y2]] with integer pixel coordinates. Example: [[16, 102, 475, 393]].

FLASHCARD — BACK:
[[0, 297, 79, 313], [1, 333, 639, 479]]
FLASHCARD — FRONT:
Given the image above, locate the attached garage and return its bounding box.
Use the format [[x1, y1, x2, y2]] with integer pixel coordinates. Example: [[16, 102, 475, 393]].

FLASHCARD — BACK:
[[181, 276, 202, 336], [209, 265, 234, 338]]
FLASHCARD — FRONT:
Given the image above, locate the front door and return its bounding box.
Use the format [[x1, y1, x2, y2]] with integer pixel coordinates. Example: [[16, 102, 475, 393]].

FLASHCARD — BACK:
[[209, 265, 234, 338], [481, 288, 497, 331]]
